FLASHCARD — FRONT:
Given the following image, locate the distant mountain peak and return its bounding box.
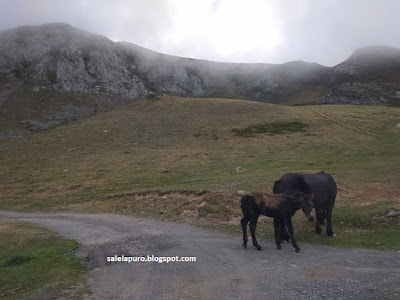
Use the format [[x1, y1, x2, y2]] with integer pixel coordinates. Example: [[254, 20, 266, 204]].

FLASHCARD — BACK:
[[346, 45, 400, 64], [2, 22, 88, 36]]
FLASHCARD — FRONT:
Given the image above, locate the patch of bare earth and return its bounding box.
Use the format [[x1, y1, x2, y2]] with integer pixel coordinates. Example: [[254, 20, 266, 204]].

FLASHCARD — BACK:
[[67, 190, 242, 224], [337, 183, 400, 208]]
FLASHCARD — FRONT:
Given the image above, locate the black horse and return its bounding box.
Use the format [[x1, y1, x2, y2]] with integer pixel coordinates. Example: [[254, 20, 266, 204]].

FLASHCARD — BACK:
[[273, 171, 337, 236], [240, 191, 314, 253]]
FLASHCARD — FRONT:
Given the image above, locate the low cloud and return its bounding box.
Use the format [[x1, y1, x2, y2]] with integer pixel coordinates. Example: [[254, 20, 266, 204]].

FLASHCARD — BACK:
[[0, 0, 399, 66]]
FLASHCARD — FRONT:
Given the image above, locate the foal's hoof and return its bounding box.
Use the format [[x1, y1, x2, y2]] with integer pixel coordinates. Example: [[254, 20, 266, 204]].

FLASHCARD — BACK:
[[242, 243, 247, 249], [276, 245, 282, 250], [255, 245, 262, 251], [327, 231, 335, 237], [295, 248, 300, 253], [316, 227, 322, 234]]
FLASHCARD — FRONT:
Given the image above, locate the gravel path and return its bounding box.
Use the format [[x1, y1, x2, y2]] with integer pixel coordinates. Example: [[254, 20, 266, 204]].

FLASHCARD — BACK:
[[1, 210, 399, 300]]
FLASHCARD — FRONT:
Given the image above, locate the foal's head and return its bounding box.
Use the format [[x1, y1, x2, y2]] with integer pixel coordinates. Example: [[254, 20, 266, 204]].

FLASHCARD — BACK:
[[290, 191, 314, 222]]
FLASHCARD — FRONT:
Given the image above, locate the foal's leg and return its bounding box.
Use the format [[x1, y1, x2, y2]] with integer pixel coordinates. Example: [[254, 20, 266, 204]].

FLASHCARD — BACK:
[[315, 209, 324, 234], [326, 206, 334, 237], [241, 216, 250, 248], [284, 216, 300, 253], [274, 217, 282, 250], [249, 214, 262, 250]]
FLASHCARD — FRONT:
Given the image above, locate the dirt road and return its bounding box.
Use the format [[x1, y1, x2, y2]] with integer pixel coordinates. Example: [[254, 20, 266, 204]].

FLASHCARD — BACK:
[[1, 210, 399, 300]]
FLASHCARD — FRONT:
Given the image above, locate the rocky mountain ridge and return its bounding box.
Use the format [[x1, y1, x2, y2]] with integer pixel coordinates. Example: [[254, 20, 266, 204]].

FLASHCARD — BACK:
[[0, 23, 399, 136]]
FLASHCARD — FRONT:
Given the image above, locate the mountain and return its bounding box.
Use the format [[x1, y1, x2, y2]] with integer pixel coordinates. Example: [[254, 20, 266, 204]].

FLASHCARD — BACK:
[[320, 46, 400, 105], [336, 45, 400, 75], [0, 23, 399, 137]]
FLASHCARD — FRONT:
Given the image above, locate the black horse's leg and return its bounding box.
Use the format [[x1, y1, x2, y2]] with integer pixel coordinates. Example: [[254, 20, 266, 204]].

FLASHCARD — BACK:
[[319, 210, 326, 225], [241, 216, 250, 248], [315, 209, 323, 234], [326, 206, 334, 237], [274, 217, 282, 250], [249, 214, 262, 250], [284, 216, 300, 253], [279, 222, 290, 242]]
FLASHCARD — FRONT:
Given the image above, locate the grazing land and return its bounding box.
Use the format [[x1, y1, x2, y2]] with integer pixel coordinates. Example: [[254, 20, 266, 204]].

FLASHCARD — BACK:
[[0, 96, 399, 249], [0, 220, 86, 299]]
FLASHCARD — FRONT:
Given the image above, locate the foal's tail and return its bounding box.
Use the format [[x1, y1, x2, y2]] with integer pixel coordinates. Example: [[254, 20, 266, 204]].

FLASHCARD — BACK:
[[240, 195, 255, 216]]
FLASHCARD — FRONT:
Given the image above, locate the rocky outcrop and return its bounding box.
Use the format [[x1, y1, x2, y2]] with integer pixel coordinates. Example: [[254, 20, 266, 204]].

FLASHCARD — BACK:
[[319, 82, 400, 106], [0, 23, 148, 99]]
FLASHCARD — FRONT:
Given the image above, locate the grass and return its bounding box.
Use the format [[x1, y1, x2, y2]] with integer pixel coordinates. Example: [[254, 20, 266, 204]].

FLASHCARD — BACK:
[[0, 220, 87, 299], [0, 95, 399, 249], [232, 121, 308, 137]]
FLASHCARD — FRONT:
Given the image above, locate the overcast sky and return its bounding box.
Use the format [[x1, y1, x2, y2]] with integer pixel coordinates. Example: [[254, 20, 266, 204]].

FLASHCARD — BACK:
[[0, 0, 399, 66]]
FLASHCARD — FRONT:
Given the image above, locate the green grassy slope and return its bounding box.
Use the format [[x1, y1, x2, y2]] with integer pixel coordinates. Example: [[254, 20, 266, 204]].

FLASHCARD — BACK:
[[0, 96, 399, 248]]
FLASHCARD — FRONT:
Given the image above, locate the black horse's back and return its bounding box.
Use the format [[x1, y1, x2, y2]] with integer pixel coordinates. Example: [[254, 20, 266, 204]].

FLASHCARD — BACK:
[[273, 173, 312, 195], [274, 171, 336, 202]]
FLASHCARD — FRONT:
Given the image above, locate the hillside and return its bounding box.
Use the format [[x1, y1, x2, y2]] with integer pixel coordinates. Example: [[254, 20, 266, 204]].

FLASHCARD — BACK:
[[0, 96, 399, 248], [1, 23, 400, 137]]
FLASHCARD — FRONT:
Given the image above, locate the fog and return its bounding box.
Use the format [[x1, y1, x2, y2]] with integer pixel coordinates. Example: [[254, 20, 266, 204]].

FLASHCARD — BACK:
[[0, 0, 399, 66]]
